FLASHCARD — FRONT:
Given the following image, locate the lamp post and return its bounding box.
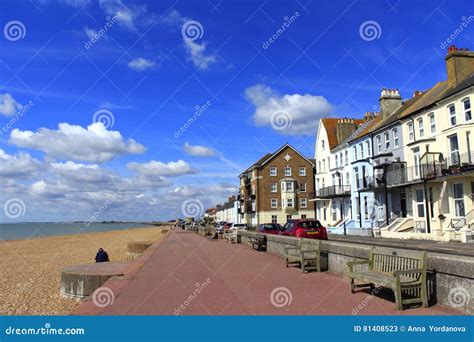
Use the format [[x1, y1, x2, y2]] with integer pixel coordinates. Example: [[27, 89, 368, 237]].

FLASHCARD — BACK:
[[335, 171, 347, 235]]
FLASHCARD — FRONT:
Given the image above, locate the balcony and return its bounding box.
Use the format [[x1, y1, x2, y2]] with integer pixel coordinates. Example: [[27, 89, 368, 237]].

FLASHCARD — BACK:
[[421, 151, 474, 180], [313, 185, 351, 199]]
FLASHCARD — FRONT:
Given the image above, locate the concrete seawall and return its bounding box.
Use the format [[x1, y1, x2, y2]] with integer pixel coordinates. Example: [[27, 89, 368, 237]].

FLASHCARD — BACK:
[[238, 230, 474, 314]]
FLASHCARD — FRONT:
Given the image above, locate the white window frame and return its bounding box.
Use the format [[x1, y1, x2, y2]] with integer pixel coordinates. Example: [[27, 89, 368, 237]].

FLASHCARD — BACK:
[[299, 167, 306, 176], [463, 97, 472, 122], [384, 131, 390, 150], [344, 150, 348, 165], [359, 143, 364, 159], [285, 166, 292, 176], [299, 182, 306, 192], [366, 141, 371, 157], [429, 113, 436, 134], [300, 198, 307, 208], [376, 135, 382, 153], [418, 117, 424, 138], [408, 122, 414, 142], [270, 167, 277, 176], [271, 198, 278, 209], [287, 198, 294, 208], [353, 146, 358, 160], [448, 104, 456, 126], [393, 128, 399, 147], [452, 183, 465, 217], [271, 183, 277, 193], [286, 181, 294, 192]]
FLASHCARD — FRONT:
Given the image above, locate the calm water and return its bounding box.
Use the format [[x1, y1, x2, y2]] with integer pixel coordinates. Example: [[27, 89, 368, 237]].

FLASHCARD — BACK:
[[0, 222, 154, 240]]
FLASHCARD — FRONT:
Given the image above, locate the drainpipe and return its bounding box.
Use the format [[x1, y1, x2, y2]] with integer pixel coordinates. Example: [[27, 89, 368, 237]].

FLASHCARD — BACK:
[[423, 180, 431, 234], [384, 164, 389, 227], [358, 190, 362, 229]]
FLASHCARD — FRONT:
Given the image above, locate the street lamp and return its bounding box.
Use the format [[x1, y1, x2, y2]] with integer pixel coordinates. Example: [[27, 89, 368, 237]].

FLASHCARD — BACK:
[[335, 171, 347, 235]]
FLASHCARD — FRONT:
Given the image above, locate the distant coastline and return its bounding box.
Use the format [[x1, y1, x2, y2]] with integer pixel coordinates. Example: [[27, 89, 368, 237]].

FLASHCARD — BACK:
[[0, 222, 166, 240]]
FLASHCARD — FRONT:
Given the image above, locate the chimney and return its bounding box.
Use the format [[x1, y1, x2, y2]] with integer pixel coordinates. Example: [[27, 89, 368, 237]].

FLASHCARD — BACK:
[[379, 88, 402, 118], [412, 90, 423, 98], [445, 45, 474, 87], [335, 118, 359, 143], [363, 111, 377, 122]]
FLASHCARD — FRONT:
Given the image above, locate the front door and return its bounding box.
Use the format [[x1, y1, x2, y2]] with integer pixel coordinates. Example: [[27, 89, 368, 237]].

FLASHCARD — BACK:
[[400, 191, 407, 217]]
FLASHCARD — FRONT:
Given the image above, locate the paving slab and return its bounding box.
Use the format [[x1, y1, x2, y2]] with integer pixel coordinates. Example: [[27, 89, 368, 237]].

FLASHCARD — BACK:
[[76, 230, 463, 315]]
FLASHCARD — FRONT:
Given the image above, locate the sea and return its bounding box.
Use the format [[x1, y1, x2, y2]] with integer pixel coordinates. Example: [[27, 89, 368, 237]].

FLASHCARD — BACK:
[[0, 222, 155, 240]]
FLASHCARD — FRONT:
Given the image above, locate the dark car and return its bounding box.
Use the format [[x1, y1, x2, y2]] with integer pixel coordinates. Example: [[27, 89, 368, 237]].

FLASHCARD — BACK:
[[257, 223, 282, 234], [279, 219, 328, 240]]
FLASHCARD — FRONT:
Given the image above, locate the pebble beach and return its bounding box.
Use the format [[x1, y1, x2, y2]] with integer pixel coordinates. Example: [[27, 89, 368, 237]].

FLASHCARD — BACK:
[[0, 226, 166, 315]]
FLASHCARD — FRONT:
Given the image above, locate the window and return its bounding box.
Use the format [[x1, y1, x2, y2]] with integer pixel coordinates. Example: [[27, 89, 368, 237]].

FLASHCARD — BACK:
[[366, 141, 371, 157], [327, 157, 330, 170], [463, 98, 472, 121], [408, 122, 414, 141], [270, 167, 277, 176], [271, 198, 277, 208], [359, 143, 364, 159], [299, 167, 306, 176], [299, 182, 306, 192], [271, 215, 278, 224], [286, 214, 292, 222], [318, 161, 321, 173], [384, 132, 390, 150], [321, 140, 325, 151], [429, 113, 436, 134], [449, 134, 460, 166], [344, 151, 348, 165], [271, 183, 277, 192], [335, 155, 339, 168], [284, 166, 291, 176], [353, 146, 358, 160], [282, 181, 294, 192], [251, 199, 256, 211], [300, 198, 307, 208], [376, 135, 382, 153], [301, 214, 306, 219], [287, 198, 294, 208], [393, 128, 399, 147], [418, 117, 424, 138], [428, 187, 434, 218], [354, 167, 360, 190], [415, 189, 425, 218], [453, 183, 466, 217], [364, 196, 369, 220], [448, 104, 456, 126], [413, 147, 421, 177]]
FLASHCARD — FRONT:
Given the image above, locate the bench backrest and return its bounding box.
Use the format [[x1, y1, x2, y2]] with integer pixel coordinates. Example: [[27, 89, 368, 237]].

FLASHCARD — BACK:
[[369, 247, 426, 277], [298, 238, 321, 252]]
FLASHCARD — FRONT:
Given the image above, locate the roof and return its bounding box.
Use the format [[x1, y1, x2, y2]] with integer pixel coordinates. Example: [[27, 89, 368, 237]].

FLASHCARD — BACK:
[[240, 143, 314, 176], [348, 115, 383, 142], [321, 118, 365, 150], [353, 73, 474, 141]]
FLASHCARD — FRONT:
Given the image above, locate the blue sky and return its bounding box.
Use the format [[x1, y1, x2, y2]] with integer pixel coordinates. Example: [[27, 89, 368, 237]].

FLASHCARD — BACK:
[[0, 0, 473, 222]]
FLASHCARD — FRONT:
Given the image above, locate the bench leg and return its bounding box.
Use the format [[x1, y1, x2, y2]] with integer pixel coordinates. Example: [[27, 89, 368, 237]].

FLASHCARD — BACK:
[[350, 277, 355, 293], [285, 258, 289, 267], [394, 284, 403, 311], [421, 284, 428, 308], [301, 259, 306, 273]]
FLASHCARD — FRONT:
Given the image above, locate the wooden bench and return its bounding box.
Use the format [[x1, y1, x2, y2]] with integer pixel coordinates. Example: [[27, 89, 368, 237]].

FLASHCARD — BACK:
[[347, 247, 428, 310], [249, 235, 266, 251], [283, 239, 321, 273]]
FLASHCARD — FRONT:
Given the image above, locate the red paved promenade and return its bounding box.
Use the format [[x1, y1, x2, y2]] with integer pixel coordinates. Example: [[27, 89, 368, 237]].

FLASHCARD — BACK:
[[76, 230, 461, 315]]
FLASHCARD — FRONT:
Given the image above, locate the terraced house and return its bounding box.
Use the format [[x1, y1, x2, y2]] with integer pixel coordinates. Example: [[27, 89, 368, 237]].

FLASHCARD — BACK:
[[313, 45, 474, 243], [238, 144, 316, 227]]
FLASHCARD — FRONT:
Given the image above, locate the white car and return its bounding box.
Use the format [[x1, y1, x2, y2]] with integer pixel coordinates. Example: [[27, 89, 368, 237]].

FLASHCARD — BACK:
[[229, 223, 248, 231]]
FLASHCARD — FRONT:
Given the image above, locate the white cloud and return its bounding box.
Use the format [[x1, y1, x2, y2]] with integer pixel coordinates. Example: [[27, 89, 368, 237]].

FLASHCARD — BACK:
[[98, 0, 152, 31], [184, 40, 217, 70], [127, 57, 156, 71], [127, 159, 198, 177], [245, 84, 333, 135], [0, 149, 42, 178], [0, 93, 22, 116], [9, 122, 146, 163], [183, 142, 216, 157]]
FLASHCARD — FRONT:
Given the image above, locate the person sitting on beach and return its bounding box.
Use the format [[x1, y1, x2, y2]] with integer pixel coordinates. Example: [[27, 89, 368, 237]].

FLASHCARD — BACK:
[[95, 248, 110, 263]]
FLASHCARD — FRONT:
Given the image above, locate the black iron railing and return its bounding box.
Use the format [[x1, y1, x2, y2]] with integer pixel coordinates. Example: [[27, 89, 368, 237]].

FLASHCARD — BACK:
[[313, 185, 351, 198]]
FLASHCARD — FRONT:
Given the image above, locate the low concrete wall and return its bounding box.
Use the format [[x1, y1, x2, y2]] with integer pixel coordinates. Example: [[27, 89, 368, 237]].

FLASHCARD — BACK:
[[238, 231, 474, 314]]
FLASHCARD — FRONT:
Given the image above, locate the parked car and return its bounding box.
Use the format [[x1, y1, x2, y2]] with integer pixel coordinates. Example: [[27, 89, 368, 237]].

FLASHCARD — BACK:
[[218, 222, 232, 231], [279, 219, 328, 240], [229, 223, 248, 231], [257, 223, 282, 234]]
